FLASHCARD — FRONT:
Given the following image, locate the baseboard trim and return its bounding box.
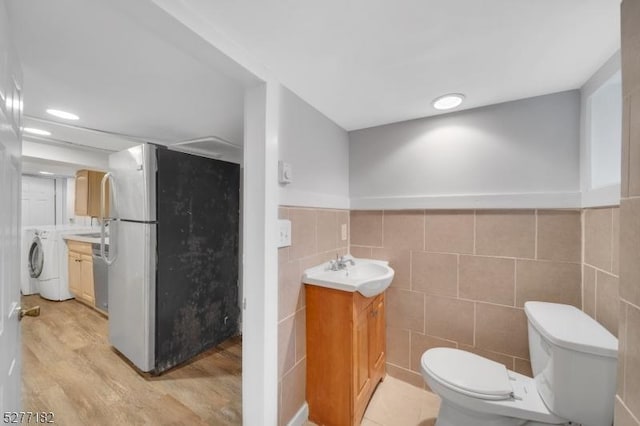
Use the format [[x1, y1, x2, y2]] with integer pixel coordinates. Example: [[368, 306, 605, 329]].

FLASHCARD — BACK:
[[287, 402, 309, 426]]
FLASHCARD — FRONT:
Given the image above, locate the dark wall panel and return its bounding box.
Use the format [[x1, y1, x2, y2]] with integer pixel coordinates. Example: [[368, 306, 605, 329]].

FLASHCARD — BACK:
[[155, 148, 240, 373]]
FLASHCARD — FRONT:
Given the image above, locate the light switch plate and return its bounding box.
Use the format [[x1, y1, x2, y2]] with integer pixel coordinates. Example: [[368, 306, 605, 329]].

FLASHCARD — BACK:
[[278, 161, 293, 184], [278, 219, 292, 248], [341, 224, 348, 241]]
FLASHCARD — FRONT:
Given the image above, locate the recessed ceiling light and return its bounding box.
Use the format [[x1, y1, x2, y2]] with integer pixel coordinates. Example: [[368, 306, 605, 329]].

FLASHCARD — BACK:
[[432, 93, 465, 111], [39, 171, 54, 175], [46, 108, 79, 120], [23, 127, 52, 136]]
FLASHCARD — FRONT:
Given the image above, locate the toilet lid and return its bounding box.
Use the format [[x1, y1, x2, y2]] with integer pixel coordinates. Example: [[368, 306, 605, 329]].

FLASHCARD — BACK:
[[421, 348, 513, 399]]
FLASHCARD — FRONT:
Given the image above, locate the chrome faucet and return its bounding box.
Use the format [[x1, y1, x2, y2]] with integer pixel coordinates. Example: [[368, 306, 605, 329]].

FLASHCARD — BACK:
[[329, 254, 355, 271]]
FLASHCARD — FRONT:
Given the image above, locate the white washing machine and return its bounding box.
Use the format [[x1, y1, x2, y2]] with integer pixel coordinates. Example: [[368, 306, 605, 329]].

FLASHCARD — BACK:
[[21, 227, 40, 295], [33, 228, 66, 300], [27, 225, 98, 301]]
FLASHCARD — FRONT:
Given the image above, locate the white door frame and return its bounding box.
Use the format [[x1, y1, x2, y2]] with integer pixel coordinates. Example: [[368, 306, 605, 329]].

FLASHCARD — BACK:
[[242, 82, 279, 425], [0, 0, 23, 413], [8, 0, 283, 421], [145, 2, 282, 423]]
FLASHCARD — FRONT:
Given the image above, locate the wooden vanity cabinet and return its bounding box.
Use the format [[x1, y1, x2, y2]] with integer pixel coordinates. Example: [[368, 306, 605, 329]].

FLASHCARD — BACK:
[[305, 285, 386, 426], [74, 169, 109, 217], [67, 241, 95, 306]]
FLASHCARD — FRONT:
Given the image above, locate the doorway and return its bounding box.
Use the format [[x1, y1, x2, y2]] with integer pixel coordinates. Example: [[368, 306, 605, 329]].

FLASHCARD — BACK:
[[8, 0, 259, 423]]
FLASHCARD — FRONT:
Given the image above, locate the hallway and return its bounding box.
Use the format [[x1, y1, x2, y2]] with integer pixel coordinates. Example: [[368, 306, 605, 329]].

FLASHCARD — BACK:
[[21, 295, 242, 425]]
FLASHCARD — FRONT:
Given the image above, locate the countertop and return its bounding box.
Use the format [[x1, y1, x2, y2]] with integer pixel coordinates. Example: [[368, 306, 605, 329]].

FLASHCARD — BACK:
[[63, 234, 109, 245]]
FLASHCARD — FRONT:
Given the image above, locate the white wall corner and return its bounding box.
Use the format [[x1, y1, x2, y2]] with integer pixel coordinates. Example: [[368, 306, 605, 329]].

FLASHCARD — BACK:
[[581, 184, 621, 208], [579, 50, 621, 199], [242, 81, 280, 426], [286, 402, 309, 426]]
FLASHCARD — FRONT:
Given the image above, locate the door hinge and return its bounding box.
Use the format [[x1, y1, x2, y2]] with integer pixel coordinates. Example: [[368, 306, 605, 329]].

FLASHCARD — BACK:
[[243, 298, 247, 310]]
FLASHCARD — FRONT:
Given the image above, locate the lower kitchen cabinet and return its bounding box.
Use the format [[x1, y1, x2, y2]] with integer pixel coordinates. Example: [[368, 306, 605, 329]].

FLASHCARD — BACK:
[[67, 241, 95, 306], [305, 285, 386, 426]]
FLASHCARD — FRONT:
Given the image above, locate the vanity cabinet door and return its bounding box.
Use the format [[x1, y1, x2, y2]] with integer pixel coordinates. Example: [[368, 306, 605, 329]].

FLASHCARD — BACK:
[[305, 285, 386, 426], [369, 295, 386, 384], [353, 306, 372, 423]]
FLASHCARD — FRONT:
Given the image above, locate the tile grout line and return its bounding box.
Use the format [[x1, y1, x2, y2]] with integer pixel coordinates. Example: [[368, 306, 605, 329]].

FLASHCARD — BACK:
[[610, 208, 614, 273], [473, 301, 476, 347], [513, 259, 518, 307], [409, 250, 413, 291], [534, 209, 538, 260], [408, 329, 413, 375], [473, 210, 477, 255], [282, 355, 306, 381], [622, 302, 628, 400], [412, 292, 530, 310], [594, 270, 599, 321], [423, 288, 427, 335], [402, 252, 580, 267], [585, 262, 619, 278], [423, 209, 426, 251], [616, 395, 640, 426], [621, 297, 640, 313], [456, 253, 460, 298]]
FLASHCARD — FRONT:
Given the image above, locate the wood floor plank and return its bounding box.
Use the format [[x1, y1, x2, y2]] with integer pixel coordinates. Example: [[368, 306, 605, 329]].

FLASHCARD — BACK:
[[21, 295, 242, 425]]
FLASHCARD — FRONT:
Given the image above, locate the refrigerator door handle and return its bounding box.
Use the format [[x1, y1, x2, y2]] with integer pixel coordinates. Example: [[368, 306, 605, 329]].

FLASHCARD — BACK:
[[100, 172, 118, 265]]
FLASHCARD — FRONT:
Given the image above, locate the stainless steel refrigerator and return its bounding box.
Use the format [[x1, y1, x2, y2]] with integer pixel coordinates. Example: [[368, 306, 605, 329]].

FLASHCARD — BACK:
[[99, 143, 240, 374]]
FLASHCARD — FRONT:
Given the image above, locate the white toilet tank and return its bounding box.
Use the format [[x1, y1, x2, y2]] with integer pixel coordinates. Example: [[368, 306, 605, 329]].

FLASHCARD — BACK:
[[524, 301, 618, 426]]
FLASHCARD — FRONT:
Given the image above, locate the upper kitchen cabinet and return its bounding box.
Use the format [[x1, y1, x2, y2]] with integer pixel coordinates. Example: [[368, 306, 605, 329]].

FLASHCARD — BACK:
[[74, 169, 109, 217]]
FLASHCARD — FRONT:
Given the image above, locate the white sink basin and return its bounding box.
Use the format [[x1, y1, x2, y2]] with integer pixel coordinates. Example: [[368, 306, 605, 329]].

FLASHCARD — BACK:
[[302, 256, 395, 297]]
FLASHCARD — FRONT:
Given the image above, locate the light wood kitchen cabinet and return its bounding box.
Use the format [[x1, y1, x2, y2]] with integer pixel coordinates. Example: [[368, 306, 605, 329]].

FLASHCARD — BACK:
[[80, 254, 94, 305], [305, 285, 386, 426], [74, 169, 109, 217], [67, 241, 95, 306], [67, 251, 81, 295]]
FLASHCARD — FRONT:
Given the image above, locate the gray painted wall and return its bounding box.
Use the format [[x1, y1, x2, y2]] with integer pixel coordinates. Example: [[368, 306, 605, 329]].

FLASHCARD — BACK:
[[349, 90, 580, 208], [278, 86, 350, 208]]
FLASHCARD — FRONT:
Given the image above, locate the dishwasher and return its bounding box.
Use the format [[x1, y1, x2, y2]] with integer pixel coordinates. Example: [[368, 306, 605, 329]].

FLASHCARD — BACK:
[[92, 243, 108, 313]]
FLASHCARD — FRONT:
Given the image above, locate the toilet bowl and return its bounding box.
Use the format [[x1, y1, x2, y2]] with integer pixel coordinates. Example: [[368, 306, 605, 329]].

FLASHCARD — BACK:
[[420, 302, 618, 426], [421, 348, 566, 426]]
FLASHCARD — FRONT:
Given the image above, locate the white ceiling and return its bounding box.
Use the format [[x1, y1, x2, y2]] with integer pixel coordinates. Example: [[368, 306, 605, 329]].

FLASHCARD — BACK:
[[22, 117, 140, 152], [171, 0, 621, 131], [7, 0, 621, 152], [22, 157, 98, 178], [7, 0, 247, 147]]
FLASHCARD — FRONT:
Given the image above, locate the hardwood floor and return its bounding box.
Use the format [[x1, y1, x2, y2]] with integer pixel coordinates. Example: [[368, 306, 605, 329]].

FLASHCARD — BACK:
[[21, 295, 242, 425]]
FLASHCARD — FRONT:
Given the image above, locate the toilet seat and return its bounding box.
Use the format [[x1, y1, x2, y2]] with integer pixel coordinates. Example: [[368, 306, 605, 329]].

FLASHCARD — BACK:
[[421, 348, 513, 400], [421, 348, 568, 425]]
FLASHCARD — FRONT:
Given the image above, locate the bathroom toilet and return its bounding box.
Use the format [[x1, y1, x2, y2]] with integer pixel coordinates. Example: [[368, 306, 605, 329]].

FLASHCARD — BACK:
[[421, 301, 618, 426]]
